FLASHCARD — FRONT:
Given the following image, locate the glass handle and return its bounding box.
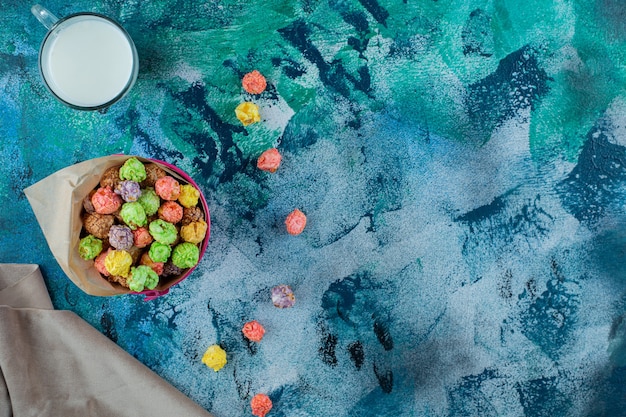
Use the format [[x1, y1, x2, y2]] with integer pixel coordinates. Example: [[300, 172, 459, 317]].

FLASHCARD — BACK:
[[31, 4, 59, 30]]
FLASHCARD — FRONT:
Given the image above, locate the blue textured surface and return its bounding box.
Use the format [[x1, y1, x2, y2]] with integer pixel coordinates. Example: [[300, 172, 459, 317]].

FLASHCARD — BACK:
[[2, 1, 626, 416]]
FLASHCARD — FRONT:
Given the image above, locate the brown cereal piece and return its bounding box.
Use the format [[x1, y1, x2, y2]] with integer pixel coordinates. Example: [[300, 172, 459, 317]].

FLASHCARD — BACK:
[[83, 212, 115, 239], [181, 206, 203, 226], [142, 163, 167, 188], [108, 275, 129, 288], [100, 166, 121, 189], [162, 262, 184, 278], [126, 245, 144, 265], [83, 190, 96, 214]]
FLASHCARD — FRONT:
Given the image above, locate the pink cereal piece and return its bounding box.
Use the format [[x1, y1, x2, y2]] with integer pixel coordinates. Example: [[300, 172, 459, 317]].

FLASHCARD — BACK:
[[158, 201, 184, 224], [133, 227, 153, 248], [285, 209, 307, 235], [250, 394, 272, 417], [91, 186, 122, 214], [94, 248, 112, 276], [242, 70, 267, 95], [242, 320, 266, 343], [257, 148, 282, 173], [155, 176, 181, 201]]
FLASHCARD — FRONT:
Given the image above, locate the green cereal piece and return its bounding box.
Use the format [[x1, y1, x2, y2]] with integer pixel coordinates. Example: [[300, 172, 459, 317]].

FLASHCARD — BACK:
[[120, 202, 147, 230], [138, 188, 160, 216], [78, 235, 103, 260], [171, 242, 200, 269], [128, 265, 159, 292], [119, 157, 147, 182], [149, 241, 172, 263], [149, 219, 177, 245]]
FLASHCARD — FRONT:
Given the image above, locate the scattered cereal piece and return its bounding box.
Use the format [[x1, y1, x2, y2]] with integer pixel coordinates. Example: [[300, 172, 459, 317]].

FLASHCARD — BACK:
[[242, 320, 266, 343], [271, 284, 295, 308], [235, 102, 261, 126], [242, 70, 267, 95], [285, 209, 307, 235], [202, 344, 227, 372], [250, 393, 273, 417], [257, 148, 282, 173]]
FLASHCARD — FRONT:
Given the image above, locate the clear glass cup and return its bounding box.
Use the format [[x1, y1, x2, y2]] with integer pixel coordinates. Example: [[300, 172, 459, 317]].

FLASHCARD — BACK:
[[31, 4, 139, 112]]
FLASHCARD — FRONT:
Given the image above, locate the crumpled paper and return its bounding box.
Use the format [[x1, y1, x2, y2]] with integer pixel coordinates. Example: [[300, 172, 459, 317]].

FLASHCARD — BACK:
[[24, 155, 210, 298]]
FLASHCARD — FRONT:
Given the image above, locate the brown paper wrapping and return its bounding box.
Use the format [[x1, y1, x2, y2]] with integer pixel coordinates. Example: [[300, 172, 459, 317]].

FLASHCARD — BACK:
[[0, 263, 214, 416], [24, 155, 206, 297]]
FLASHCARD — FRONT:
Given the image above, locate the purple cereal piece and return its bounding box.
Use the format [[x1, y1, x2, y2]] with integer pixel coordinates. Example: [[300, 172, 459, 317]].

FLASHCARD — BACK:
[[108, 225, 134, 250], [271, 284, 296, 308], [115, 180, 142, 202]]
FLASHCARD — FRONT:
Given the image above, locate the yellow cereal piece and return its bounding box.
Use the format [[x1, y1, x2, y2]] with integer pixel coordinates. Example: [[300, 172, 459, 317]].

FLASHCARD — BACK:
[[180, 220, 208, 244], [104, 250, 133, 278], [178, 184, 200, 208], [202, 344, 227, 372], [235, 102, 261, 126]]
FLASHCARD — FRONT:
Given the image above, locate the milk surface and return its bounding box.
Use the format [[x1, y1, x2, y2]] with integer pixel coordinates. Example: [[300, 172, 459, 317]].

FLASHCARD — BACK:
[[41, 16, 135, 108]]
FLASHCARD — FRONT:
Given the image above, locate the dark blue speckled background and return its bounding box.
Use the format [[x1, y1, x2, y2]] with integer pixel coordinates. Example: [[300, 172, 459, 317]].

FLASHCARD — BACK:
[[2, 1, 626, 416]]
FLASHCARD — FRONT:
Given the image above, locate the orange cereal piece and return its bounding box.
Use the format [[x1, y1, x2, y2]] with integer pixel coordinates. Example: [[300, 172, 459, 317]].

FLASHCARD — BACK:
[[140, 252, 164, 276], [250, 393, 272, 417], [242, 320, 266, 343], [285, 209, 307, 235], [132, 227, 153, 248], [242, 70, 267, 95], [257, 148, 282, 173], [155, 176, 181, 201], [158, 201, 184, 223]]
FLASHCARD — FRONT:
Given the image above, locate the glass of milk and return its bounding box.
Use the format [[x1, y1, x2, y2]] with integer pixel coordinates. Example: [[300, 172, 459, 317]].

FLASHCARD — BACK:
[[31, 4, 139, 112]]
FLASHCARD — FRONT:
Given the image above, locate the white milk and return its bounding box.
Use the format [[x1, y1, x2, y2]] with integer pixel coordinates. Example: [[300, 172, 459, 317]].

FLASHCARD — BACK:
[[41, 16, 136, 108]]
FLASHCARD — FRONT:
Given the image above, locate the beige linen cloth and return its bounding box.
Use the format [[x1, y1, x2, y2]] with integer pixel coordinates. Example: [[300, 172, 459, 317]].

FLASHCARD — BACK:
[[0, 264, 213, 417]]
